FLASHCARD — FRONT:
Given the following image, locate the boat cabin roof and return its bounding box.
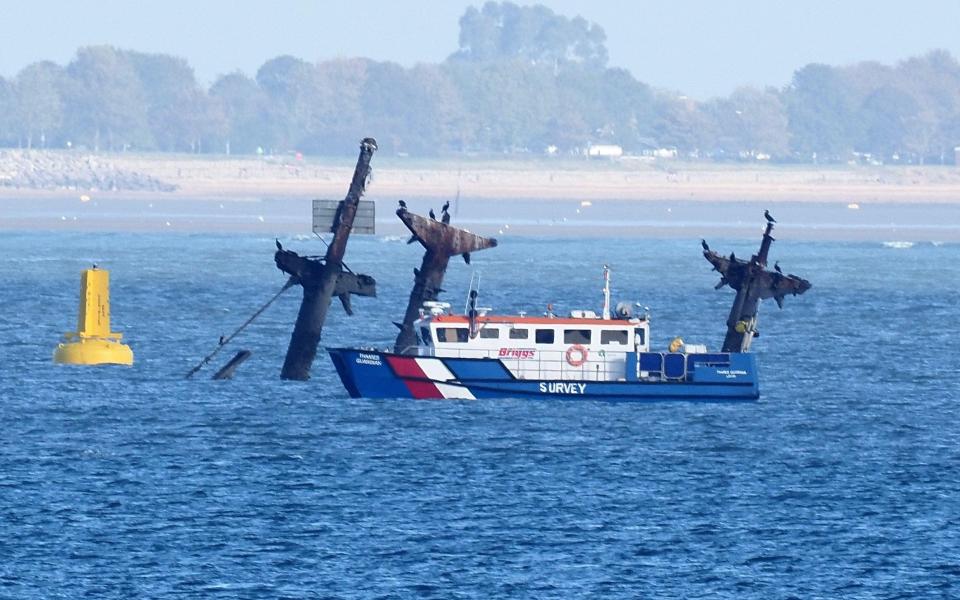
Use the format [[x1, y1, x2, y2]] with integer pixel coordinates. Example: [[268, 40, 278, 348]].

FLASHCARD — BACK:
[[426, 314, 644, 326]]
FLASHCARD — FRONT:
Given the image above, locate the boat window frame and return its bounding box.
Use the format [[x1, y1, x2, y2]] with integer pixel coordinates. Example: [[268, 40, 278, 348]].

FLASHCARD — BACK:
[[600, 329, 629, 345], [508, 328, 529, 340], [563, 329, 592, 344], [436, 326, 470, 343], [534, 328, 555, 344], [634, 327, 646, 346], [479, 327, 500, 339]]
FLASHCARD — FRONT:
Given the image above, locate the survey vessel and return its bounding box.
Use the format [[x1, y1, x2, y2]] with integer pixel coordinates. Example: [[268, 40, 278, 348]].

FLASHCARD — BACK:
[[326, 210, 810, 401]]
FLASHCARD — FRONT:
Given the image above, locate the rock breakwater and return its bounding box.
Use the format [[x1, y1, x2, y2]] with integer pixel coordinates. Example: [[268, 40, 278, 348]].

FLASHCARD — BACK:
[[0, 151, 176, 192]]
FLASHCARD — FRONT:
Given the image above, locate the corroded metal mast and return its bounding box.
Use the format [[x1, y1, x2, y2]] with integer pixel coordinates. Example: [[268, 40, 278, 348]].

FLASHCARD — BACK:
[[275, 137, 378, 380], [394, 206, 497, 354], [702, 213, 811, 353]]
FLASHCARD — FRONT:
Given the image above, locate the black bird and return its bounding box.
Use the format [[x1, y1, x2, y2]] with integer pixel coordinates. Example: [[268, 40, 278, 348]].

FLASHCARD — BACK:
[[441, 210, 451, 225], [774, 261, 783, 274], [441, 200, 450, 213], [398, 199, 407, 209], [219, 335, 226, 346], [764, 209, 776, 223], [275, 239, 283, 251], [429, 208, 436, 220], [701, 239, 710, 251]]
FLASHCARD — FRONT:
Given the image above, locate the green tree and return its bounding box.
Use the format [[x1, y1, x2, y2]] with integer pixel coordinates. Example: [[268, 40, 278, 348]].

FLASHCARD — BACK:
[[361, 62, 465, 155], [451, 2, 607, 69], [652, 94, 711, 153], [0, 77, 17, 146], [126, 51, 211, 151], [896, 50, 960, 160], [785, 63, 858, 160], [15, 61, 64, 149], [255, 55, 316, 151], [857, 86, 918, 157], [445, 59, 559, 152], [210, 72, 270, 154], [704, 87, 789, 158], [555, 66, 656, 151], [306, 58, 369, 154], [62, 45, 151, 151]]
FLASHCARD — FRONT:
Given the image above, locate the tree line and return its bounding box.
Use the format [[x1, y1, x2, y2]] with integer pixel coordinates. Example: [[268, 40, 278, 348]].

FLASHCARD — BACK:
[[1, 1, 959, 164]]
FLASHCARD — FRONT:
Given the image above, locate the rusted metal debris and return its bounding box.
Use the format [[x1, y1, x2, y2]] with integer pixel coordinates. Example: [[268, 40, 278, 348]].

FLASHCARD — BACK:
[[274, 137, 378, 380], [212, 350, 252, 380], [702, 214, 811, 353], [394, 206, 497, 354]]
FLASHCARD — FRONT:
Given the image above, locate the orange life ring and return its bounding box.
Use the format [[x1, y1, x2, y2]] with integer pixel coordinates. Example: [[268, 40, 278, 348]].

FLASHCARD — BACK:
[[565, 344, 588, 367]]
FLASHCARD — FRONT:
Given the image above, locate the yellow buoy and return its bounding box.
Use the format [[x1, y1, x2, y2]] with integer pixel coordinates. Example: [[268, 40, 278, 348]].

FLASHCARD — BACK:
[[53, 267, 133, 365]]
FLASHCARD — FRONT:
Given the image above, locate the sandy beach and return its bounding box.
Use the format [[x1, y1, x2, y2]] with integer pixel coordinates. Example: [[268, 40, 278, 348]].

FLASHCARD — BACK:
[[2, 152, 960, 240]]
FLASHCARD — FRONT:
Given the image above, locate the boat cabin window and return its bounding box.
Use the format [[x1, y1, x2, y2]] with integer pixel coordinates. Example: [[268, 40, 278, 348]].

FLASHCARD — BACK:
[[437, 327, 469, 343], [479, 327, 500, 339], [564, 329, 592, 344], [634, 327, 646, 346], [420, 326, 432, 345], [509, 328, 529, 339], [600, 330, 628, 345], [535, 329, 555, 344]]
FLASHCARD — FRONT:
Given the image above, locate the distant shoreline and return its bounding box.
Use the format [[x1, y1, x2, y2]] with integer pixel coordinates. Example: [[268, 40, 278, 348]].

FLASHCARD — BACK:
[[2, 153, 960, 241], [3, 151, 960, 203]]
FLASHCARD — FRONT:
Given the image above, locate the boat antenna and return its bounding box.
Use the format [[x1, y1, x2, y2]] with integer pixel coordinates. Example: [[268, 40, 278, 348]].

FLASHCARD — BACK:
[[454, 168, 461, 217], [467, 289, 479, 339], [602, 264, 611, 320], [464, 271, 480, 314], [465, 271, 480, 338]]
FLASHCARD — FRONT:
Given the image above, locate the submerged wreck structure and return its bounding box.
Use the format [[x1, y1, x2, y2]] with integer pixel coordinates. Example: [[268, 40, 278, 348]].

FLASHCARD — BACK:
[[702, 213, 812, 352], [393, 204, 497, 354], [274, 137, 378, 380]]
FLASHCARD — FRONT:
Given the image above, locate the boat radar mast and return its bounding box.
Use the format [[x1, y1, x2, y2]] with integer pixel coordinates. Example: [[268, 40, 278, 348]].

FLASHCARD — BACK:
[[602, 265, 611, 320]]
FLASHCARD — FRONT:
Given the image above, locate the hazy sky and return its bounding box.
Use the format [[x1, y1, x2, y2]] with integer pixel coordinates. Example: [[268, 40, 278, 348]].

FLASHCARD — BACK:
[[3, 1, 960, 99]]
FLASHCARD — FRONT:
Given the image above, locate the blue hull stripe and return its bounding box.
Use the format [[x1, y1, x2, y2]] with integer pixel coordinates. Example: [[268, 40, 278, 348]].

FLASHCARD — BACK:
[[326, 348, 760, 401]]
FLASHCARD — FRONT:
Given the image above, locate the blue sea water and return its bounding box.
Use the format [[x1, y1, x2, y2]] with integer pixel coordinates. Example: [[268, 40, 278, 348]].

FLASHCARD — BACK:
[[1, 231, 959, 598]]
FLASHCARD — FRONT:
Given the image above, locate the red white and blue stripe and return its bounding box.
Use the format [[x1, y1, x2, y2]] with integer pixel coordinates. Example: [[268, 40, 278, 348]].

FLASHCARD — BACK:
[[327, 348, 759, 401]]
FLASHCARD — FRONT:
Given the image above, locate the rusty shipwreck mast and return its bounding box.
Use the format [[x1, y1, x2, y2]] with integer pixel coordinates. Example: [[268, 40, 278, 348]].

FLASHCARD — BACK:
[[393, 204, 497, 354], [702, 211, 812, 353], [274, 137, 378, 380]]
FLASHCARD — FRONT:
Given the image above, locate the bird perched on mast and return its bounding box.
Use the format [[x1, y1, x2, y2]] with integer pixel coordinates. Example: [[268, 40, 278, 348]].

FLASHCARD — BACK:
[[441, 200, 451, 224]]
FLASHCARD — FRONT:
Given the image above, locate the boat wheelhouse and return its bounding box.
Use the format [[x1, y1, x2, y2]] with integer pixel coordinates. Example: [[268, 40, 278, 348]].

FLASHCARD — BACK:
[[411, 306, 650, 383]]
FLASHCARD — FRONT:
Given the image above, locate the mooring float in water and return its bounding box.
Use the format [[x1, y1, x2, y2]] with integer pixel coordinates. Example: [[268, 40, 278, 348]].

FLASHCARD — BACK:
[[53, 266, 134, 366]]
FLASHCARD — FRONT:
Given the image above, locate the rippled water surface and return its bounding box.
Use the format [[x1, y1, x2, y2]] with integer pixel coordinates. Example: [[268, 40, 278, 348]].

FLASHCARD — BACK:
[[2, 232, 959, 598]]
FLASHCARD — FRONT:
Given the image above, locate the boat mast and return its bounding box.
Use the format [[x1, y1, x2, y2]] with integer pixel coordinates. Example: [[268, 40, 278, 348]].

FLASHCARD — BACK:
[[602, 265, 611, 320]]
